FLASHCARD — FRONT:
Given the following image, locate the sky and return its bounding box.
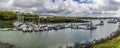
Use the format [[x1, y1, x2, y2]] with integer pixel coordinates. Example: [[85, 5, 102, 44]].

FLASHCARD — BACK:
[[0, 0, 120, 16]]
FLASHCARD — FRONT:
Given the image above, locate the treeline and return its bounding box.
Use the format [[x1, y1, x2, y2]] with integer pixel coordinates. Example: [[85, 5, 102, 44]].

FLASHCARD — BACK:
[[0, 11, 17, 20], [0, 11, 39, 21], [0, 11, 87, 23], [40, 18, 88, 23], [22, 13, 39, 20]]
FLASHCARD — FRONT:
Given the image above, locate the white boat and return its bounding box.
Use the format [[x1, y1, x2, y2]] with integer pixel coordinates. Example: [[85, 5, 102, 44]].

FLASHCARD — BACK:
[[0, 28, 9, 31], [72, 25, 86, 29], [96, 21, 104, 26], [86, 26, 97, 30], [13, 21, 24, 27], [22, 28, 27, 32], [12, 28, 18, 31], [107, 19, 118, 23], [13, 21, 27, 30], [99, 21, 104, 25], [86, 21, 97, 30], [64, 24, 71, 28]]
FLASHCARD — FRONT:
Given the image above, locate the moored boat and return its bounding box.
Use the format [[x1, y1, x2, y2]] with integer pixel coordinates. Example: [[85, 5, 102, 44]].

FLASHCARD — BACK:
[[86, 21, 97, 30], [107, 19, 118, 23]]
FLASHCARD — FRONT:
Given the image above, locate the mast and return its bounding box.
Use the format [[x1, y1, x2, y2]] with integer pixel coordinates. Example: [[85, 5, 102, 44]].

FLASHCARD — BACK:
[[38, 15, 40, 25], [74, 17, 75, 25]]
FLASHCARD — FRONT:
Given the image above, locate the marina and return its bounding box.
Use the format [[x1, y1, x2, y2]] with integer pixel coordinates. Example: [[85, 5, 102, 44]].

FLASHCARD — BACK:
[[4, 18, 118, 32], [0, 0, 120, 48], [0, 19, 118, 48]]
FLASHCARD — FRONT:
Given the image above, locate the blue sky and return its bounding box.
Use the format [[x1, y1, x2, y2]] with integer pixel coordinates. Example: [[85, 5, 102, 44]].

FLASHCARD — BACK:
[[52, 0, 93, 4], [73, 0, 93, 4], [52, 0, 66, 2]]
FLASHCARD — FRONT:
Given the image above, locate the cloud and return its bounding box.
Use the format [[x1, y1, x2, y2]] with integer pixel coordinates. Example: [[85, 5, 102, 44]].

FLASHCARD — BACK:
[[13, 0, 44, 8], [0, 0, 120, 16]]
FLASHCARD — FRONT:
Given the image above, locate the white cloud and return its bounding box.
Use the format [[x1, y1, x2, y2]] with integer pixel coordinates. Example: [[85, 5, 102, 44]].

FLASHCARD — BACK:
[[0, 0, 120, 16], [114, 0, 120, 3]]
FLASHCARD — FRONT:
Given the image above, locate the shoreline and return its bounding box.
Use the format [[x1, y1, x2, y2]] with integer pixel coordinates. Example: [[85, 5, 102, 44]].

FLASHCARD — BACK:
[[92, 25, 120, 48], [0, 20, 89, 28], [0, 41, 16, 48], [92, 30, 120, 44], [0, 19, 119, 48], [73, 24, 120, 48]]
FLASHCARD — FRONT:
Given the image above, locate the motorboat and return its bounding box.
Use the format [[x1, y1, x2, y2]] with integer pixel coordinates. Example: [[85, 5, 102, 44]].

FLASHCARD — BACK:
[[107, 19, 118, 23], [99, 21, 104, 25], [86, 21, 97, 30], [96, 21, 104, 26], [0, 28, 9, 31], [72, 25, 86, 29], [86, 25, 97, 30]]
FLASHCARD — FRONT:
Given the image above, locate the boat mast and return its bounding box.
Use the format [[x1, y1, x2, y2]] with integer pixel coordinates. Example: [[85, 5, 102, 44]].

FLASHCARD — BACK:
[[74, 17, 75, 25], [38, 15, 40, 25], [21, 15, 24, 22], [90, 19, 92, 27]]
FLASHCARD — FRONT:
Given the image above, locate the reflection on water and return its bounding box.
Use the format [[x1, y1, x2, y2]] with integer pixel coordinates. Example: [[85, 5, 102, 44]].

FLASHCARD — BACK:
[[0, 19, 118, 48]]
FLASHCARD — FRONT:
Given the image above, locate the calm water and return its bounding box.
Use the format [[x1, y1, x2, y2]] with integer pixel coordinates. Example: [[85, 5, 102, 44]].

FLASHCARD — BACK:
[[0, 19, 118, 48]]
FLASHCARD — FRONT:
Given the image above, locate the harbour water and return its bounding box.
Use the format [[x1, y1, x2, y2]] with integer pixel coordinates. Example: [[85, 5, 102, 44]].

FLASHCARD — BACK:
[[0, 19, 118, 48]]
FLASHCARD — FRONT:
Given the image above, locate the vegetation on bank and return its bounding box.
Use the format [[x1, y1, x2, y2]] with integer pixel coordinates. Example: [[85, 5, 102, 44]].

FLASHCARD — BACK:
[[0, 21, 14, 28], [0, 11, 39, 21], [0, 11, 18, 20], [39, 18, 87, 23], [0, 11, 89, 28], [93, 25, 120, 48], [93, 35, 120, 48], [0, 11, 86, 22]]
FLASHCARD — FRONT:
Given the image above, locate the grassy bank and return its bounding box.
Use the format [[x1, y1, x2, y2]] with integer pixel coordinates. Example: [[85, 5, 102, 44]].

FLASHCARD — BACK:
[[0, 20, 14, 28], [93, 35, 120, 48], [93, 25, 120, 48]]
